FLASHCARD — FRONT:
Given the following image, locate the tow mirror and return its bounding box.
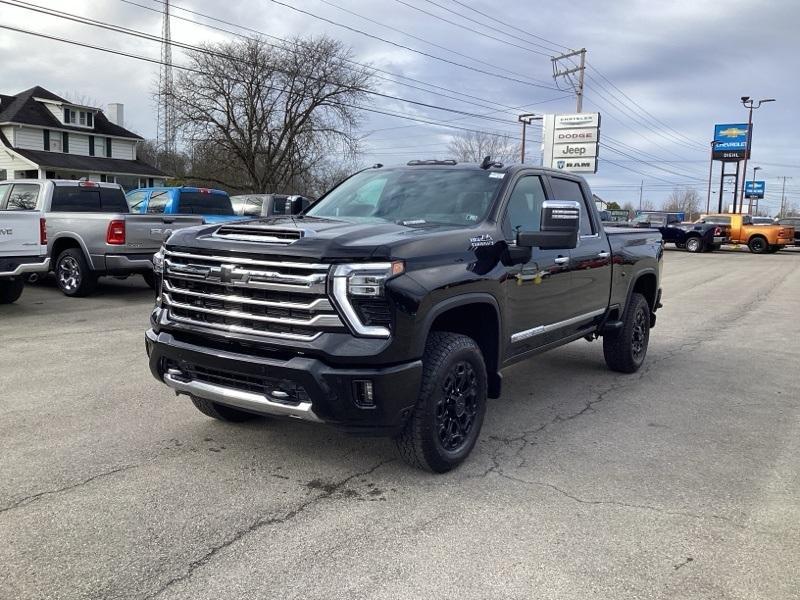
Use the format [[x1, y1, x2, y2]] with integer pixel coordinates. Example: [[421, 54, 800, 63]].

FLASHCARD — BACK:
[[517, 201, 581, 250]]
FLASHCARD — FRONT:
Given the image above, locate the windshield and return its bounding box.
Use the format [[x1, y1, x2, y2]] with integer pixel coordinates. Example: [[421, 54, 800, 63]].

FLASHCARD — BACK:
[[306, 168, 505, 226]]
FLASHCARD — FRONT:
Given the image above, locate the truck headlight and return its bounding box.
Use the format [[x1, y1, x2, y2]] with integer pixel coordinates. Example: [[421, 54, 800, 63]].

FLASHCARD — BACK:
[[153, 246, 166, 275], [332, 261, 404, 337]]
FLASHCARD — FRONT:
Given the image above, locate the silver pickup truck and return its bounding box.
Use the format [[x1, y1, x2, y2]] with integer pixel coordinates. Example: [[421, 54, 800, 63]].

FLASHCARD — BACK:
[[0, 207, 49, 304], [0, 180, 203, 297]]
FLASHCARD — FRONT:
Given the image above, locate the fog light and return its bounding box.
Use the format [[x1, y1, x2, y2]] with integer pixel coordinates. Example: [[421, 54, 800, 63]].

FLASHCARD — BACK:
[[353, 380, 375, 408]]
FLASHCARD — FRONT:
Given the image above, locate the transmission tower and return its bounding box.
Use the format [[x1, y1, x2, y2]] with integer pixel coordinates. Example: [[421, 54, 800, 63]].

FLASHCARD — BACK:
[[156, 0, 176, 158]]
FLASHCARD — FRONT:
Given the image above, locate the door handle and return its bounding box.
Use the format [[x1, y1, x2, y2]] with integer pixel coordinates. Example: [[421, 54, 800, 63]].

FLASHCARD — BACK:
[[597, 251, 610, 259], [554, 256, 570, 265]]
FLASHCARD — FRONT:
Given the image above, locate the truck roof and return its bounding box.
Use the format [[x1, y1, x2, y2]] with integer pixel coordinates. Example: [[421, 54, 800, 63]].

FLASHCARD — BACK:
[[375, 161, 587, 180]]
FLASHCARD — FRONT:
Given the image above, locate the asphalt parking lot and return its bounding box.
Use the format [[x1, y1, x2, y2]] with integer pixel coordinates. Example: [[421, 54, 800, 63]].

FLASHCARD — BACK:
[[1, 247, 799, 600]]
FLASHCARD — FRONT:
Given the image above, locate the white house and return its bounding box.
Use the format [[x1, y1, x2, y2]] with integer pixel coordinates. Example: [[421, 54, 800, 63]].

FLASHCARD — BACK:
[[0, 86, 165, 189]]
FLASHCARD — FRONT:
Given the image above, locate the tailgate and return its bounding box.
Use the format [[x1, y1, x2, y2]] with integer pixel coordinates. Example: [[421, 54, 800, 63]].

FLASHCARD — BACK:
[[124, 214, 204, 251], [0, 211, 44, 258]]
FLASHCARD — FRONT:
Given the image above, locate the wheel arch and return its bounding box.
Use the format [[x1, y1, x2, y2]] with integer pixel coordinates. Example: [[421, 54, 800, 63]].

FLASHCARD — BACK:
[[626, 269, 659, 314], [420, 293, 503, 398], [50, 234, 93, 271]]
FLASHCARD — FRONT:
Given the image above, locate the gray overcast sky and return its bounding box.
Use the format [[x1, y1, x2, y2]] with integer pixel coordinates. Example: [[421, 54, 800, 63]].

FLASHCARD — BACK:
[[1, 0, 798, 210]]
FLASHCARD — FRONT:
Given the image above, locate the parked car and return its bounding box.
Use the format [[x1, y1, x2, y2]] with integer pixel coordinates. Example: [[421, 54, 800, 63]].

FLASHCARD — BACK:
[[751, 216, 777, 225], [0, 179, 203, 296], [145, 161, 664, 472], [777, 217, 800, 246], [0, 185, 49, 303], [230, 194, 312, 218], [126, 187, 242, 224], [697, 214, 795, 253]]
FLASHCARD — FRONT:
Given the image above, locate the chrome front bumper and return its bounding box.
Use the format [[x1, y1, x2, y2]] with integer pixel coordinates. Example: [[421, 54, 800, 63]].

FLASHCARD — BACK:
[[162, 369, 323, 422], [0, 257, 49, 278]]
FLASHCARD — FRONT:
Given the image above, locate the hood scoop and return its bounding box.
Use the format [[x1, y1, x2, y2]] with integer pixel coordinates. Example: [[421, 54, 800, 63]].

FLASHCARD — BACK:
[[212, 224, 306, 244]]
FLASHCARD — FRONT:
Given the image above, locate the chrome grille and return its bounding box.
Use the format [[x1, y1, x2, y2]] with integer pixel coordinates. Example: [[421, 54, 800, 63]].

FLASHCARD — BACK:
[[162, 249, 342, 341]]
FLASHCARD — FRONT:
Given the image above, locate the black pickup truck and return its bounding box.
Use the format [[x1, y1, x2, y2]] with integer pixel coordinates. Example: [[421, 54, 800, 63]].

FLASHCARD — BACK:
[[629, 212, 730, 252], [146, 161, 663, 472]]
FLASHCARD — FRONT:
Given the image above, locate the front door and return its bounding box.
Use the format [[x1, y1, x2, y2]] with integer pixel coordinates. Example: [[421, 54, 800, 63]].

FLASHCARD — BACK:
[[501, 174, 576, 357], [549, 176, 612, 324]]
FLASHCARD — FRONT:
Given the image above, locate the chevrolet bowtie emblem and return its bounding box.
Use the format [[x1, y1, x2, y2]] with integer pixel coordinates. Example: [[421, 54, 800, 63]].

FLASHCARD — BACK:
[[219, 264, 235, 283]]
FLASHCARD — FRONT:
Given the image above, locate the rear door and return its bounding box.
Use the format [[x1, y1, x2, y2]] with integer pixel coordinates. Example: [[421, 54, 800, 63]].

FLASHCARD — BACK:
[[548, 175, 612, 322]]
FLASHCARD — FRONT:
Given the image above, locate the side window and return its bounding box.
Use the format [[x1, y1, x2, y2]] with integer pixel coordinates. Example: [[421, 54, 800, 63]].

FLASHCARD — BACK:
[[126, 191, 147, 212], [147, 191, 169, 214], [549, 177, 594, 236], [244, 197, 264, 217], [6, 184, 40, 210], [502, 176, 547, 239]]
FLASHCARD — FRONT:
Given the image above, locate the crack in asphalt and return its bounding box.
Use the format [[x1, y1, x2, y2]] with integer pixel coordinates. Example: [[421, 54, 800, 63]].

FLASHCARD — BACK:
[[471, 264, 797, 529], [0, 464, 141, 514], [143, 458, 395, 600], [493, 472, 774, 535]]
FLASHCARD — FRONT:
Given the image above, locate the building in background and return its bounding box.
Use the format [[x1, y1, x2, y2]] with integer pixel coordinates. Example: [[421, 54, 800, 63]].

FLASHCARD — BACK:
[[0, 86, 165, 189]]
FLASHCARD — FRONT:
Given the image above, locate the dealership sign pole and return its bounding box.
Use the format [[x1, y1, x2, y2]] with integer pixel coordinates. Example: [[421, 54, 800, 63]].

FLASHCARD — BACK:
[[542, 113, 601, 174]]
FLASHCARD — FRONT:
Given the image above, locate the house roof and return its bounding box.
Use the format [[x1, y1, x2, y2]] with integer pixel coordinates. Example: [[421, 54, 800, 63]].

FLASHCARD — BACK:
[[0, 86, 143, 140], [11, 147, 166, 177]]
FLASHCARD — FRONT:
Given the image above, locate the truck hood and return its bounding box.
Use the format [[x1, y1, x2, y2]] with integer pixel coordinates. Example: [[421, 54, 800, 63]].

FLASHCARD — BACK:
[[165, 215, 492, 262]]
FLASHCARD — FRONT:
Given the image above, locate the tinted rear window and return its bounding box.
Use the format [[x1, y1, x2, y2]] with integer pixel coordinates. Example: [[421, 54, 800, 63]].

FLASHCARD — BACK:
[[177, 192, 234, 215], [51, 185, 130, 213]]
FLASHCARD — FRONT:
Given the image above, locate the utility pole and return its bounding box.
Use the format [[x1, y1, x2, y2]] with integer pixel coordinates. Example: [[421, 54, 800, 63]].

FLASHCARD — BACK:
[[749, 165, 762, 215], [638, 180, 643, 211], [779, 176, 792, 218], [518, 113, 541, 164], [551, 49, 587, 113]]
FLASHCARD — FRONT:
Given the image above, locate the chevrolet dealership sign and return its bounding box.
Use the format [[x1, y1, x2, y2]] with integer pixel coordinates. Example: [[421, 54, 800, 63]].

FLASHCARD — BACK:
[[543, 113, 601, 173]]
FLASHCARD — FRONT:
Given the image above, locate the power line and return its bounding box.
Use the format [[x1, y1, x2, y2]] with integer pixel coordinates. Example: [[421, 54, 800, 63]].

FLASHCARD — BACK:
[[316, 0, 555, 87], [120, 0, 533, 116], [395, 0, 554, 57], [267, 0, 562, 91], [443, 0, 571, 53], [0, 22, 536, 143], [1, 1, 526, 127]]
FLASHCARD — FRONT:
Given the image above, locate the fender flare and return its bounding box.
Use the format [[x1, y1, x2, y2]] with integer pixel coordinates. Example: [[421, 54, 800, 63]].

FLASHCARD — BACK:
[[418, 292, 504, 397], [624, 268, 659, 314], [49, 233, 95, 271]]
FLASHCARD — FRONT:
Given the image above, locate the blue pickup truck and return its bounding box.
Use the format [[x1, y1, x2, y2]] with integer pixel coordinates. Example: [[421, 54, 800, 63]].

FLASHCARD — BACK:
[[126, 187, 243, 224]]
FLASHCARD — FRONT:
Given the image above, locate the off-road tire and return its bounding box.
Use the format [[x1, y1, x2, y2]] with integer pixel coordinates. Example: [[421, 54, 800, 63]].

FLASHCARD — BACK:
[[685, 236, 704, 253], [603, 292, 650, 373], [190, 396, 259, 422], [55, 248, 97, 297], [394, 332, 487, 473], [0, 279, 25, 304], [748, 236, 768, 254]]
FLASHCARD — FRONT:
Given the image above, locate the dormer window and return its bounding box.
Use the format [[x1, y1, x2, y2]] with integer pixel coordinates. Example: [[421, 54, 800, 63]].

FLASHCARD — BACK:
[[63, 107, 72, 123], [79, 112, 86, 126]]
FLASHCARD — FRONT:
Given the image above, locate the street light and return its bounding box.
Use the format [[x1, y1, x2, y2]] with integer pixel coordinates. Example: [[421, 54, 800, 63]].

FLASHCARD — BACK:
[[739, 96, 775, 208], [518, 113, 542, 164]]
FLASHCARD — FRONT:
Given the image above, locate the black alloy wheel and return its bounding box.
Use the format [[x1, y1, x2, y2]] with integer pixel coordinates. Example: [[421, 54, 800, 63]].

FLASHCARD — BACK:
[[436, 360, 479, 452]]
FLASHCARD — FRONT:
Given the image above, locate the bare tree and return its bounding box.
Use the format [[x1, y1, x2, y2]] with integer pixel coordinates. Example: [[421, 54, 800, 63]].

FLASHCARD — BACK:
[[640, 199, 656, 211], [663, 187, 701, 220], [168, 36, 372, 193], [447, 130, 520, 164]]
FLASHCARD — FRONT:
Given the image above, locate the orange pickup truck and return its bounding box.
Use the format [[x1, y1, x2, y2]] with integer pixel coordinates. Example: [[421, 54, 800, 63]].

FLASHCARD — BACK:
[[697, 214, 795, 254]]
